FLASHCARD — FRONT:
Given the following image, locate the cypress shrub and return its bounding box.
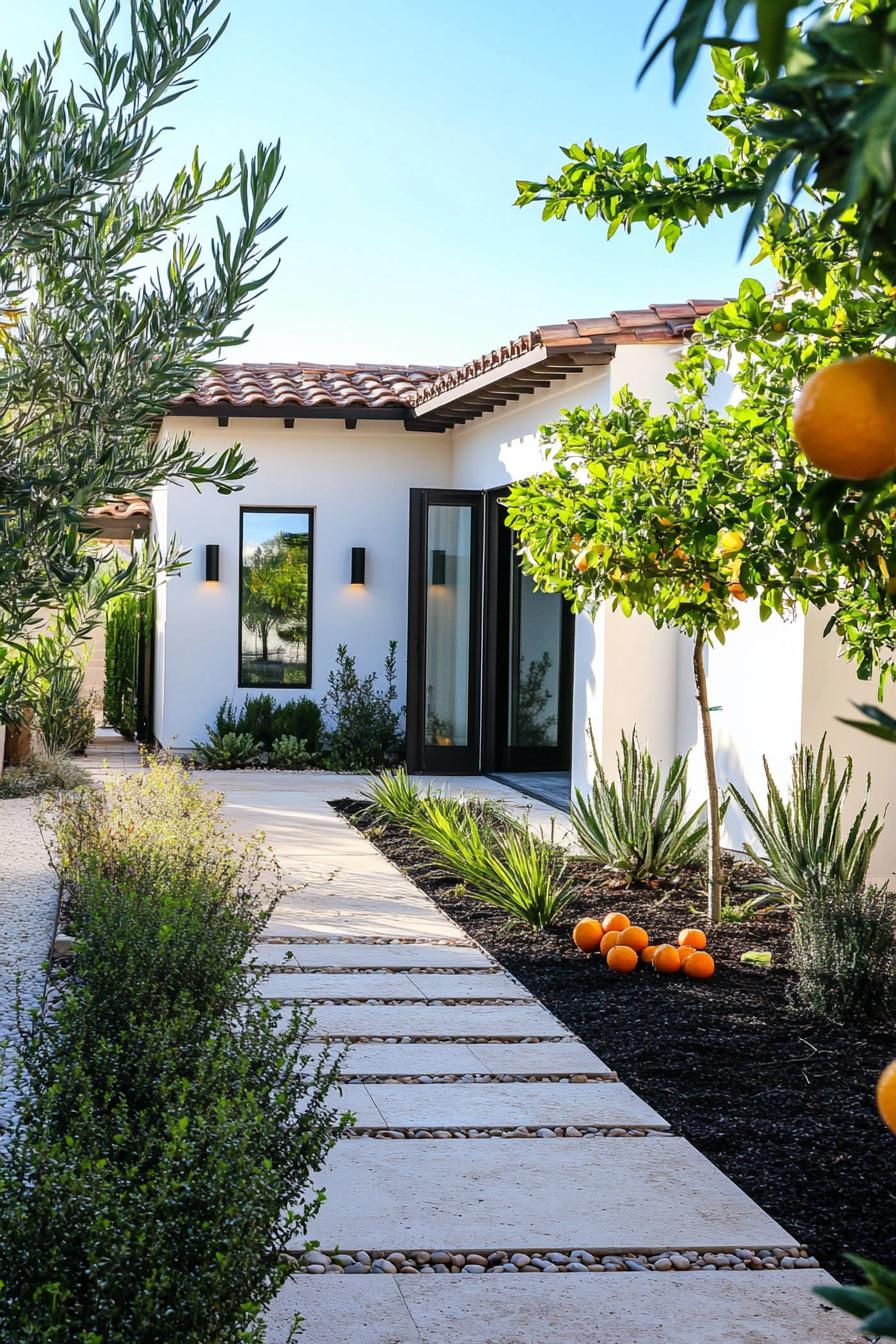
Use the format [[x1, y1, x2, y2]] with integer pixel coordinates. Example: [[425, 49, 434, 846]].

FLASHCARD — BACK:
[[103, 594, 140, 738]]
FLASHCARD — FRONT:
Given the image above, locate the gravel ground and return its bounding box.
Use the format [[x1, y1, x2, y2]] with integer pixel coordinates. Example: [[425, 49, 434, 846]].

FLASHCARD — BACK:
[[0, 799, 58, 1133]]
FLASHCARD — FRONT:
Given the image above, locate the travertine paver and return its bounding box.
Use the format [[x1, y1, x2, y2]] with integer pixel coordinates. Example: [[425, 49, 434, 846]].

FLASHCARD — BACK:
[[361, 1081, 667, 1130], [406, 973, 531, 1001], [265, 890, 462, 941], [264, 972, 429, 1001], [297, 1137, 792, 1252], [297, 1040, 614, 1079], [251, 942, 490, 969], [329, 1085, 386, 1128], [298, 1002, 567, 1041], [468, 1043, 613, 1075], [267, 1272, 853, 1344], [260, 971, 530, 1002]]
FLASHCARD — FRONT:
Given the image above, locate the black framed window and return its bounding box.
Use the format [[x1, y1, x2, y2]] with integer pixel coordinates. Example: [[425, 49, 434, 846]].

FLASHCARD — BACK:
[[238, 507, 313, 688]]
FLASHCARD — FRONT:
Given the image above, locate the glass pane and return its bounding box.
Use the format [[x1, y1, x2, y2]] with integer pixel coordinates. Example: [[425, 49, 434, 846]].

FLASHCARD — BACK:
[[240, 510, 311, 687], [424, 504, 473, 748], [508, 569, 562, 748]]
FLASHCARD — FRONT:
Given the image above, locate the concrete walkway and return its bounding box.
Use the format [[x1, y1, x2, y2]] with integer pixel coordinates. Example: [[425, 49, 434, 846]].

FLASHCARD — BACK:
[[203, 770, 854, 1344]]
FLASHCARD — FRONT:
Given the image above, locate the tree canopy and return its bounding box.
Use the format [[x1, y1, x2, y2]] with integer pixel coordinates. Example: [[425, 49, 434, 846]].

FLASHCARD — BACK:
[[0, 0, 285, 711]]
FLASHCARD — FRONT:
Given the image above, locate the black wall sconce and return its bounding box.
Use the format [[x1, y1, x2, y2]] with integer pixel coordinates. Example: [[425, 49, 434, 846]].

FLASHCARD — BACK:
[[350, 547, 366, 585], [204, 544, 220, 583], [431, 548, 446, 586]]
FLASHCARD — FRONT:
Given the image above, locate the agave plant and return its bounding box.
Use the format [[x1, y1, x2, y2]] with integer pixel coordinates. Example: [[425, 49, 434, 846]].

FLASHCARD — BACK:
[[269, 735, 311, 770], [729, 738, 885, 910], [571, 728, 710, 883]]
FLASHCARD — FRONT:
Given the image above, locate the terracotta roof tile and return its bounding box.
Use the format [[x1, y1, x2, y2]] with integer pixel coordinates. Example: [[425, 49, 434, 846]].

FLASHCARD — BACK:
[[173, 362, 446, 411], [410, 301, 728, 409], [86, 496, 152, 521], [170, 302, 729, 416]]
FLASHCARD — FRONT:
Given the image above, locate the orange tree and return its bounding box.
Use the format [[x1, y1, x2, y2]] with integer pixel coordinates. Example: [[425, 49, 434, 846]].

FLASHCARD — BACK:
[[506, 279, 896, 922]]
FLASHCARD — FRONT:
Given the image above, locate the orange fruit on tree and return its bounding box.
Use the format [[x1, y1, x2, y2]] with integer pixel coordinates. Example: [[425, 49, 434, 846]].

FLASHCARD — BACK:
[[601, 912, 630, 933], [792, 354, 896, 480], [652, 944, 680, 974], [683, 951, 715, 980], [678, 929, 707, 950], [606, 944, 639, 974], [876, 1059, 896, 1134], [641, 944, 658, 964], [574, 552, 589, 573], [599, 930, 622, 957], [617, 925, 649, 954], [728, 581, 747, 602], [572, 918, 605, 954]]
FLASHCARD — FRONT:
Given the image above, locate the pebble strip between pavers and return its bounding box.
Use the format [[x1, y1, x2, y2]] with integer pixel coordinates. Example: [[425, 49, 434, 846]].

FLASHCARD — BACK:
[[219, 778, 849, 1344]]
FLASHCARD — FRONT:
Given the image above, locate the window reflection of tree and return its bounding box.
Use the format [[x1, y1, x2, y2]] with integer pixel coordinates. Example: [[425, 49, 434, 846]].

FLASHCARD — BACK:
[[242, 530, 309, 668]]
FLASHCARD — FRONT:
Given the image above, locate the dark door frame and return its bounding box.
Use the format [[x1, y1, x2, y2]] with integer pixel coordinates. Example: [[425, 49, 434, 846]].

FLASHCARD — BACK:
[[482, 487, 575, 774], [406, 485, 574, 776], [406, 488, 484, 774]]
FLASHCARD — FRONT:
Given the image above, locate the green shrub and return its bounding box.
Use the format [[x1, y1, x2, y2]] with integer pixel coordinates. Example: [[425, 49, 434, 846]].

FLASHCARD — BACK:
[[271, 698, 322, 753], [238, 693, 276, 748], [730, 738, 884, 909], [322, 641, 403, 771], [790, 877, 896, 1023], [191, 729, 262, 769], [7, 755, 346, 1344], [412, 795, 573, 930], [212, 695, 322, 756], [270, 735, 311, 769], [0, 753, 89, 799], [571, 729, 710, 883]]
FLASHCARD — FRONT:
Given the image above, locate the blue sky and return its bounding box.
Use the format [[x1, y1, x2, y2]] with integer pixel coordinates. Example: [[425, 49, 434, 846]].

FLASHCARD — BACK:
[[7, 1, 767, 365]]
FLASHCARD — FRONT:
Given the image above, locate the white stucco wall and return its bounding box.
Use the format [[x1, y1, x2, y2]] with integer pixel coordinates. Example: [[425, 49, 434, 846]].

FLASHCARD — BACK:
[[152, 417, 451, 747], [448, 367, 610, 489], [801, 605, 896, 884]]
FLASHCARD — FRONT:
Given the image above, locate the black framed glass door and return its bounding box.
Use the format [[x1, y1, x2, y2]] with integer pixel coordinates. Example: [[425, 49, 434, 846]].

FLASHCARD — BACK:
[[485, 490, 575, 773], [406, 486, 573, 775], [406, 489, 484, 773]]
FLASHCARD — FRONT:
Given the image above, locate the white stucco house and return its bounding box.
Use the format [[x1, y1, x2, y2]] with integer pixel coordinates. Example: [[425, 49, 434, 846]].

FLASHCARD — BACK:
[[148, 298, 896, 877]]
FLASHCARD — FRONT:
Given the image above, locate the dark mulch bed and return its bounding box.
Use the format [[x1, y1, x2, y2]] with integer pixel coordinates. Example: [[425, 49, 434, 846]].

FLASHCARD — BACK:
[[333, 798, 896, 1282]]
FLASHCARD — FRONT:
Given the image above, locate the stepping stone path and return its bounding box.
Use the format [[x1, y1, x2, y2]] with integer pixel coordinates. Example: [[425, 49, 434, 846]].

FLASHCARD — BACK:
[[213, 774, 852, 1344]]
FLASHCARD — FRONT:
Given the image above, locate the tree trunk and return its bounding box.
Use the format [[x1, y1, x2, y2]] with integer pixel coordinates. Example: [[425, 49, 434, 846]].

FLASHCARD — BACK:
[[693, 632, 724, 922]]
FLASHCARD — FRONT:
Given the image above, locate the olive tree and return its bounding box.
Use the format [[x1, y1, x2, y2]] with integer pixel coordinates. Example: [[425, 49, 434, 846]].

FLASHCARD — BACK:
[[0, 0, 285, 712]]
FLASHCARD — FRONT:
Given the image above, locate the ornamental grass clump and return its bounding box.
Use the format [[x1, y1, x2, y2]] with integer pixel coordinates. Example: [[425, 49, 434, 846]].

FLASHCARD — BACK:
[[413, 795, 574, 931], [730, 738, 884, 909], [571, 728, 710, 883], [791, 878, 896, 1025], [3, 757, 345, 1344], [362, 765, 427, 828]]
